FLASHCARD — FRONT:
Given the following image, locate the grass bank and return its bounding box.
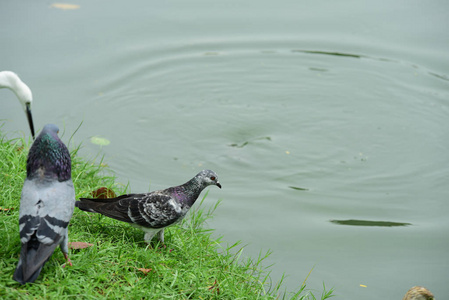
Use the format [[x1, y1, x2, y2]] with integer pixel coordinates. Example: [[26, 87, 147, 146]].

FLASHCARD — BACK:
[[0, 130, 334, 299]]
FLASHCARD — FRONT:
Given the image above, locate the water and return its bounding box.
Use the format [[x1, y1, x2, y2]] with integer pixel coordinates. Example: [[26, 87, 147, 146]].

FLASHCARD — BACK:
[[1, 1, 448, 298]]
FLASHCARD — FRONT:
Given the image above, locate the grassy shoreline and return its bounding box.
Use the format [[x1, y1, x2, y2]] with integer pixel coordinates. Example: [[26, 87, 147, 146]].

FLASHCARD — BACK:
[[0, 130, 334, 299]]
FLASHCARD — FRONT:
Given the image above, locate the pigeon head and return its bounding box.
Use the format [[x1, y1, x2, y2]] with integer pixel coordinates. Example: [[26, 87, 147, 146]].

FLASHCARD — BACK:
[[196, 169, 222, 189], [40, 124, 58, 135], [26, 124, 71, 182], [168, 169, 221, 206]]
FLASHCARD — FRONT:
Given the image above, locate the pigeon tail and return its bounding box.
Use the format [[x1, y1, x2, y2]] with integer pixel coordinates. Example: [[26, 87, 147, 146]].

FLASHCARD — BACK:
[[13, 258, 43, 285], [75, 193, 136, 210], [13, 235, 57, 284], [75, 195, 138, 223], [75, 200, 96, 212]]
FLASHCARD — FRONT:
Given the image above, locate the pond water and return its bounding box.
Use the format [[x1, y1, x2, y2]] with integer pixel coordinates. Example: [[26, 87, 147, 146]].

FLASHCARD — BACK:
[[1, 1, 448, 299]]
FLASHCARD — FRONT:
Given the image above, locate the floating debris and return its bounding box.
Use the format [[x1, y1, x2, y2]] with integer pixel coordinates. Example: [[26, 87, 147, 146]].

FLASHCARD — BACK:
[[50, 3, 80, 10], [292, 49, 362, 59], [229, 136, 271, 148], [330, 219, 411, 227], [229, 141, 248, 148], [288, 186, 308, 191], [309, 67, 328, 72], [90, 136, 111, 146]]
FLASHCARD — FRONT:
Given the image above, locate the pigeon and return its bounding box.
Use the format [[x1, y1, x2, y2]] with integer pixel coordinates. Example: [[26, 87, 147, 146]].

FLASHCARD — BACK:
[[0, 71, 35, 139], [13, 124, 75, 284], [76, 170, 221, 244]]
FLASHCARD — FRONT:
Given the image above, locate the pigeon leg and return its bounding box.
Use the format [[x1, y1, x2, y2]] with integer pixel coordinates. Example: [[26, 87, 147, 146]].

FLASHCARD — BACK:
[[61, 251, 72, 268], [158, 229, 165, 244], [144, 230, 157, 245]]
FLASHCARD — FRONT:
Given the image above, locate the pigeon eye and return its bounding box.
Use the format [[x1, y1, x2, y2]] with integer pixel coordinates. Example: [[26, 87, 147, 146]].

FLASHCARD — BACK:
[[210, 176, 216, 181]]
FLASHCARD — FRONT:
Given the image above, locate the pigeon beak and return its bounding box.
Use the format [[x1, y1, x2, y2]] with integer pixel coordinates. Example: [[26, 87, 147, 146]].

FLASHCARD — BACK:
[[216, 182, 222, 189], [25, 103, 35, 140]]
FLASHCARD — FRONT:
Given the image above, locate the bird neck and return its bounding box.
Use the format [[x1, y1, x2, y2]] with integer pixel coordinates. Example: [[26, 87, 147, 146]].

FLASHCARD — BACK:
[[0, 71, 32, 108], [27, 133, 71, 182], [173, 177, 205, 207]]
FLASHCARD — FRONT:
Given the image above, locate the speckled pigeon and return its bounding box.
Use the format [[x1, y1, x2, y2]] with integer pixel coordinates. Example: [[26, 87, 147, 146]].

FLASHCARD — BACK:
[[76, 170, 221, 244], [13, 124, 75, 284]]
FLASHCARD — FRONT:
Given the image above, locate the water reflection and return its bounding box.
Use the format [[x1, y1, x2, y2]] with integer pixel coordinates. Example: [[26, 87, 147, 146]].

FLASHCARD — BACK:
[[330, 219, 412, 227]]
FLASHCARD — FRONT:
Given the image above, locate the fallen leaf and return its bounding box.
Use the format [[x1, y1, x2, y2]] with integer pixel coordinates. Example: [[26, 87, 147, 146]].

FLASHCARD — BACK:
[[208, 279, 220, 294], [69, 242, 93, 249], [0, 207, 14, 213], [50, 3, 80, 10], [360, 284, 367, 288], [137, 268, 152, 274], [91, 187, 116, 199]]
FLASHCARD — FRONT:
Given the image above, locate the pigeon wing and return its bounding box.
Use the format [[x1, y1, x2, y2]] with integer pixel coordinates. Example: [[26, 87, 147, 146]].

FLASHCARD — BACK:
[[129, 192, 184, 228], [77, 192, 182, 228], [14, 179, 75, 284]]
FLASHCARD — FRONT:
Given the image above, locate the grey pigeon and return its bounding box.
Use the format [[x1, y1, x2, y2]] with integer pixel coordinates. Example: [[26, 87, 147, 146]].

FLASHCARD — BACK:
[[76, 170, 221, 244], [0, 71, 35, 139], [13, 124, 75, 284]]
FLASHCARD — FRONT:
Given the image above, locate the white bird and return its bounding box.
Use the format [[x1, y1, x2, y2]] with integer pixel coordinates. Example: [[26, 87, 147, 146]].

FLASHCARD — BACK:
[[0, 71, 35, 139]]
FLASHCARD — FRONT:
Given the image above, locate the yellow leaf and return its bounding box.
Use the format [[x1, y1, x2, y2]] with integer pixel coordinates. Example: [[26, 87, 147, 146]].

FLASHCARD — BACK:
[[360, 284, 367, 288], [50, 3, 80, 10]]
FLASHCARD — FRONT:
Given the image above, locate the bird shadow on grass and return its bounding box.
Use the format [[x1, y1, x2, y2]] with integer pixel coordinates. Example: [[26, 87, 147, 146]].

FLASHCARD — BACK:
[[72, 213, 142, 245]]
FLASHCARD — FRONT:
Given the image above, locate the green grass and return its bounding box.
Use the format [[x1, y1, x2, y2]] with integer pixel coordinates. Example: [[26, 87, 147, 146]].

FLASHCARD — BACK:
[[0, 130, 334, 299]]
